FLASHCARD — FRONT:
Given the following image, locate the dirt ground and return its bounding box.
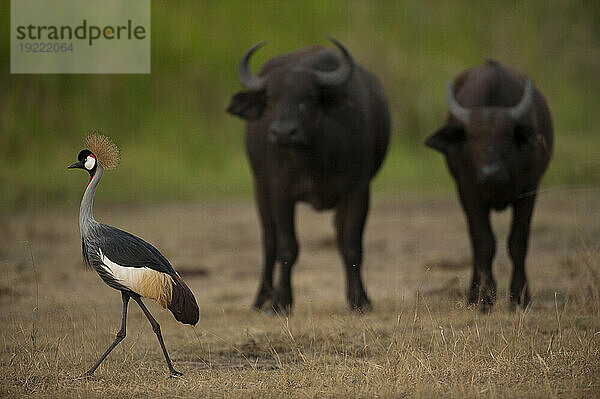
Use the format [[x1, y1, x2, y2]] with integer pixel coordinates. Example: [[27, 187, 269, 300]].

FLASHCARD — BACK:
[[1, 191, 599, 398]]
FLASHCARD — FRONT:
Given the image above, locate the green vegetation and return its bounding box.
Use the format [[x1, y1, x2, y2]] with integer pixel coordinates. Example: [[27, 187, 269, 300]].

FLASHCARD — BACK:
[[1, 1, 599, 209]]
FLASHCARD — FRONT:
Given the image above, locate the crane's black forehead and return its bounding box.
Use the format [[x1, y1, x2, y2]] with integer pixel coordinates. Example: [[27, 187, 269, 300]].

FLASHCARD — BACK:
[[78, 149, 93, 161]]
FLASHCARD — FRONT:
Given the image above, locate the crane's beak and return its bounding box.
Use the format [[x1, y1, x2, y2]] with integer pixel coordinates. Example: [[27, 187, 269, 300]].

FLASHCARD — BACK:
[[68, 161, 84, 169]]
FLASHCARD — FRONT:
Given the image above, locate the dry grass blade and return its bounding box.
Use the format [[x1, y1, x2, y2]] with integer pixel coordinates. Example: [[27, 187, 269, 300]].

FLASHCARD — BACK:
[[0, 193, 599, 397]]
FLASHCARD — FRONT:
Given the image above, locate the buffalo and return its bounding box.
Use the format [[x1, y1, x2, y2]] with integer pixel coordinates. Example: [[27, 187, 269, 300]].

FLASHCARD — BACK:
[[227, 38, 390, 313], [426, 60, 553, 312]]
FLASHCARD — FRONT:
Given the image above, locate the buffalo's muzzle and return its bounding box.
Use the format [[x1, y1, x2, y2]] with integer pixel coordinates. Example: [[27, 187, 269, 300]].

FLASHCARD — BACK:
[[477, 163, 510, 185], [269, 122, 306, 146]]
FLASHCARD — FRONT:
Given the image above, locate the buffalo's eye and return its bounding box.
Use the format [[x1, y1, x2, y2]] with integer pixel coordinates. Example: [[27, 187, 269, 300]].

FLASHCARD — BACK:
[[514, 124, 535, 147], [514, 130, 528, 145]]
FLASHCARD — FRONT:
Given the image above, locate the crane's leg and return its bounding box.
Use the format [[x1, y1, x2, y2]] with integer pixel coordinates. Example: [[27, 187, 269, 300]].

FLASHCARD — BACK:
[[84, 291, 130, 376], [132, 296, 182, 377]]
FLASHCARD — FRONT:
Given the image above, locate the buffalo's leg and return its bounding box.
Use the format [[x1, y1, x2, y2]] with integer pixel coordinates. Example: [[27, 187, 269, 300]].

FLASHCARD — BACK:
[[335, 185, 371, 312], [84, 292, 129, 376], [463, 202, 496, 312], [272, 199, 298, 314], [252, 184, 277, 310], [508, 195, 536, 310]]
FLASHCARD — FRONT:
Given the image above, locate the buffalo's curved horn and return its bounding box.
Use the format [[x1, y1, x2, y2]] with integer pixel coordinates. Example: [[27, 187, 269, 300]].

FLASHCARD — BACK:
[[313, 36, 354, 88], [507, 79, 534, 120], [237, 41, 267, 91], [446, 81, 471, 124]]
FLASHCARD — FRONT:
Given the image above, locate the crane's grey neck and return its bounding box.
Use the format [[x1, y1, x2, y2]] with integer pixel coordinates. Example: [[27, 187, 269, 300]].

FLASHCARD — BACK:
[[79, 164, 103, 236]]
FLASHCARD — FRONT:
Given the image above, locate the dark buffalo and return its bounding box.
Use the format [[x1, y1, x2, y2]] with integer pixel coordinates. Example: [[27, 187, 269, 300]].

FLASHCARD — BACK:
[[425, 60, 553, 312], [227, 38, 390, 313]]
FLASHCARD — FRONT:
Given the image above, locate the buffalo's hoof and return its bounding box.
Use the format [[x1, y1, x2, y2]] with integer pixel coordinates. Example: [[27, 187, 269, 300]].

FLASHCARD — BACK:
[[263, 306, 289, 317], [479, 301, 493, 314], [509, 300, 533, 314], [253, 288, 274, 311], [270, 300, 292, 316], [255, 297, 292, 316], [509, 292, 531, 312], [467, 288, 479, 305], [351, 303, 372, 314], [349, 296, 372, 314]]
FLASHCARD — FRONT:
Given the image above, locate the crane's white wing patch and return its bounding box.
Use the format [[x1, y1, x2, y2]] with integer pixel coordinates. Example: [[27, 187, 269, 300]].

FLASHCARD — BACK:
[[98, 248, 174, 308]]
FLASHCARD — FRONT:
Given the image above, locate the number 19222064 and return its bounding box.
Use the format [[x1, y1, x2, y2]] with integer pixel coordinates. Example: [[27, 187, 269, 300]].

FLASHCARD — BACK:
[[20, 42, 74, 52]]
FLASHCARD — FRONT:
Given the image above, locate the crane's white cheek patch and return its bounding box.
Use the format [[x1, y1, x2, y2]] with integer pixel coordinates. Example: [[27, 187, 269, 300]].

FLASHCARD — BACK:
[[98, 249, 173, 308], [85, 156, 96, 170]]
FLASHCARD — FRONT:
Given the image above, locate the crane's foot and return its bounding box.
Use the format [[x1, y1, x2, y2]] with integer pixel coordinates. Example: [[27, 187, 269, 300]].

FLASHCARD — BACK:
[[169, 369, 183, 378], [80, 371, 100, 381]]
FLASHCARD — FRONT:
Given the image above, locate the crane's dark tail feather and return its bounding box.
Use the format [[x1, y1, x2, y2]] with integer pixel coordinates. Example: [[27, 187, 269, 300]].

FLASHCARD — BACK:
[[168, 275, 199, 326]]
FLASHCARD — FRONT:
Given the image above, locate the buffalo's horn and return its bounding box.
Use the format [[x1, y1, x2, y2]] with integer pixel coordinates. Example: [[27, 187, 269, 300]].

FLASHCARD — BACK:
[[446, 81, 471, 124], [507, 79, 534, 120], [313, 36, 354, 87], [238, 41, 267, 91]]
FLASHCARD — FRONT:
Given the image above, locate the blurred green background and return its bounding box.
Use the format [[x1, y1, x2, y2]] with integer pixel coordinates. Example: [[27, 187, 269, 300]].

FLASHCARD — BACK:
[[1, 1, 599, 211]]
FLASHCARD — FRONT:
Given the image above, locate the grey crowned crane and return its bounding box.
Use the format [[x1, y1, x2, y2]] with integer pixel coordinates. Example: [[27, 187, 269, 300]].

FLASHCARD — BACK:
[[68, 134, 199, 377]]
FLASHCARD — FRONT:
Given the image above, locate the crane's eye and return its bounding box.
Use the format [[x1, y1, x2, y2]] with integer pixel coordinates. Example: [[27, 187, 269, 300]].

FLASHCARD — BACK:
[[85, 155, 96, 170]]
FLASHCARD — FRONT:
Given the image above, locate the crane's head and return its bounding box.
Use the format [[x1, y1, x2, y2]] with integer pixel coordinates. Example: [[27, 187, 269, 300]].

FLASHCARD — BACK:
[[68, 133, 120, 179], [68, 149, 97, 176]]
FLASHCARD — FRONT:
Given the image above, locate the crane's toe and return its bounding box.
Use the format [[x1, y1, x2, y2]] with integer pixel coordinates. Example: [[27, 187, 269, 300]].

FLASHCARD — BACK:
[[169, 369, 183, 378], [81, 372, 101, 381]]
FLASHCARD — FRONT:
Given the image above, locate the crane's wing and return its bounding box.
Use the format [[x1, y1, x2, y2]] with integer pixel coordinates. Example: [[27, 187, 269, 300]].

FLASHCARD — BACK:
[[83, 224, 198, 325], [91, 224, 178, 276]]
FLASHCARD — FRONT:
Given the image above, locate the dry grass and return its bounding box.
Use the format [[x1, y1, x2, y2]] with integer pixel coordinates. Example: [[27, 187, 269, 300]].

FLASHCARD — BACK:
[[1, 192, 599, 398]]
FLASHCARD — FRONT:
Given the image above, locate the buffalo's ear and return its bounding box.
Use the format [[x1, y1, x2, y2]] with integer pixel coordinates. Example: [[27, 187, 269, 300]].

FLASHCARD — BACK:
[[514, 123, 536, 147], [226, 90, 266, 120], [425, 125, 465, 154]]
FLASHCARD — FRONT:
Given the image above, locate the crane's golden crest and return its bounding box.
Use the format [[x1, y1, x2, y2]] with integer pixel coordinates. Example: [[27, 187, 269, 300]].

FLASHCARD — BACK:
[[85, 132, 120, 170]]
